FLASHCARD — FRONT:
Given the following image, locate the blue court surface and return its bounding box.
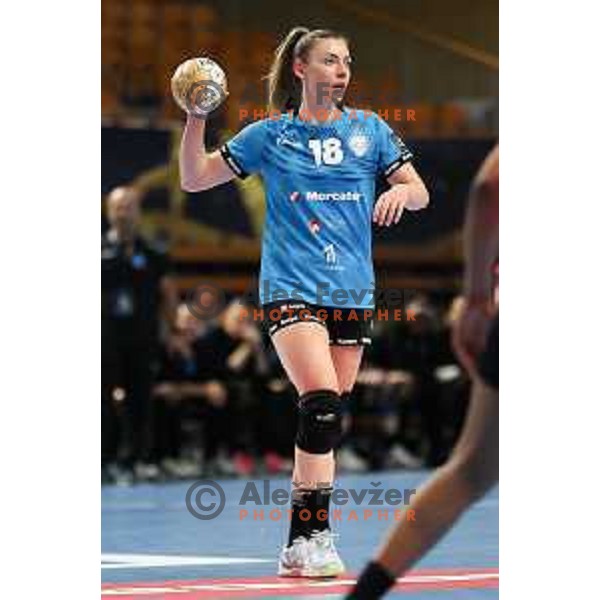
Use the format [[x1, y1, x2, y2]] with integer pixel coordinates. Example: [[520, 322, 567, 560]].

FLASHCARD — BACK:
[[102, 471, 498, 598]]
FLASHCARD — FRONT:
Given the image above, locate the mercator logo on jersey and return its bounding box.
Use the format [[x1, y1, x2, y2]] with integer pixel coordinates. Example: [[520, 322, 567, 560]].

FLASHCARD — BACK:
[[307, 191, 361, 202], [289, 191, 362, 202]]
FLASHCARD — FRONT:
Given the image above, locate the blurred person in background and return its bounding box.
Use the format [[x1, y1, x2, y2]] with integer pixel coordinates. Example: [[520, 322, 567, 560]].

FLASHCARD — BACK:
[[337, 317, 422, 473], [153, 299, 292, 478], [102, 186, 178, 485], [347, 145, 498, 599], [152, 303, 211, 479], [395, 295, 460, 466], [195, 299, 269, 476]]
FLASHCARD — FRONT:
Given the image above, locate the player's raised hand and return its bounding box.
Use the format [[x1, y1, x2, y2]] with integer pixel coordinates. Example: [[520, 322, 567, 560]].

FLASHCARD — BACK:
[[372, 185, 411, 226]]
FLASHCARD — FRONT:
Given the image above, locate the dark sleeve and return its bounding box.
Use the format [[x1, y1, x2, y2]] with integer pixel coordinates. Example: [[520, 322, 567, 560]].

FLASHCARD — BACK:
[[219, 119, 269, 178], [376, 116, 414, 178]]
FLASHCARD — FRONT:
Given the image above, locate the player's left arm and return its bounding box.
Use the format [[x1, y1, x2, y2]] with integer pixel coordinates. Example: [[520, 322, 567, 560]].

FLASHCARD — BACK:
[[373, 163, 429, 226], [451, 144, 499, 374]]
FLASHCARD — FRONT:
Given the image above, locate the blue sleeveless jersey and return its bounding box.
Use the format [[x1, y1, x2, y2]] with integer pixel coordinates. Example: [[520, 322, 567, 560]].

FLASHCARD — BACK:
[[220, 108, 413, 309]]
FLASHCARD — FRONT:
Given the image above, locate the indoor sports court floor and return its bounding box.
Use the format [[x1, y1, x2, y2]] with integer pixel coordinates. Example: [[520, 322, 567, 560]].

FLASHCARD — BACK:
[[102, 471, 499, 599]]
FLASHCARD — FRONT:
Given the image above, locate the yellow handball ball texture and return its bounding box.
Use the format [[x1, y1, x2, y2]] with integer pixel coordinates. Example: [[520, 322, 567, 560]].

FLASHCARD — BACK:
[[171, 57, 229, 117]]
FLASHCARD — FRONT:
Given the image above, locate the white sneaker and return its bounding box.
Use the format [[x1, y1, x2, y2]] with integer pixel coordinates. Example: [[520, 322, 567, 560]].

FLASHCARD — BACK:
[[337, 446, 369, 473], [206, 451, 237, 477], [387, 443, 424, 469], [134, 461, 161, 481], [278, 530, 345, 578], [161, 458, 202, 479]]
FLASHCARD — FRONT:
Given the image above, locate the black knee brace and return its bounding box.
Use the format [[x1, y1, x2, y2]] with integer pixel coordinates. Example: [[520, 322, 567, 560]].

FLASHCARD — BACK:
[[296, 389, 342, 454]]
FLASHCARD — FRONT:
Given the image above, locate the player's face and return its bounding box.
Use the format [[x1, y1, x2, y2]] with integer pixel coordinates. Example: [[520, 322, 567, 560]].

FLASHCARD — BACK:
[[298, 37, 352, 106]]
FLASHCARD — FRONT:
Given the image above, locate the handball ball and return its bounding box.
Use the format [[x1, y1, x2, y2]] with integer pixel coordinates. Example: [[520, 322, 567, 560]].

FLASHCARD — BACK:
[[171, 57, 228, 118]]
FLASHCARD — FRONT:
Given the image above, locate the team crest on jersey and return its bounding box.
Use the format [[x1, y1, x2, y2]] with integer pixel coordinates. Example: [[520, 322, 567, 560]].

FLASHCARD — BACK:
[[348, 132, 370, 157]]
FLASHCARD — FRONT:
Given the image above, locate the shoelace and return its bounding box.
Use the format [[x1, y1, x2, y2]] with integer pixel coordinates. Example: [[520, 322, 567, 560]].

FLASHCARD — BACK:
[[287, 536, 311, 565], [280, 536, 308, 556], [309, 530, 339, 550]]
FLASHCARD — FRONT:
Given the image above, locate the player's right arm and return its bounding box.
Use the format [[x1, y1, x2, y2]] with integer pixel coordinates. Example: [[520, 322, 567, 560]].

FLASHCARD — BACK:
[[179, 115, 236, 192]]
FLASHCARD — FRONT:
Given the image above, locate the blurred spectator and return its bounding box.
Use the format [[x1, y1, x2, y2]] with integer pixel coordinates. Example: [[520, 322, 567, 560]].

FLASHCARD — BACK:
[[335, 294, 469, 472], [101, 186, 178, 484], [394, 295, 466, 466], [339, 317, 422, 473], [152, 303, 209, 479], [103, 284, 470, 483], [152, 300, 296, 478]]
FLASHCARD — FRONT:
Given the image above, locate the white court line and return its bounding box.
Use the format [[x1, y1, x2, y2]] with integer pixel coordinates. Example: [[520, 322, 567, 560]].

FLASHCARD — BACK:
[[101, 553, 273, 570], [181, 573, 499, 591], [103, 587, 186, 595], [102, 571, 499, 595]]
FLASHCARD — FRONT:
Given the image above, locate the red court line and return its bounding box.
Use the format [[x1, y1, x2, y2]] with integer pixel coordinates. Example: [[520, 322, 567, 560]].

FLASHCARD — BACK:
[[101, 567, 499, 598]]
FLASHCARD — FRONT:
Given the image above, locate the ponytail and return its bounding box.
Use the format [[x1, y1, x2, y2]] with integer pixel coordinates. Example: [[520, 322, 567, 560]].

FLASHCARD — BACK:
[[267, 27, 309, 113], [266, 27, 348, 113]]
